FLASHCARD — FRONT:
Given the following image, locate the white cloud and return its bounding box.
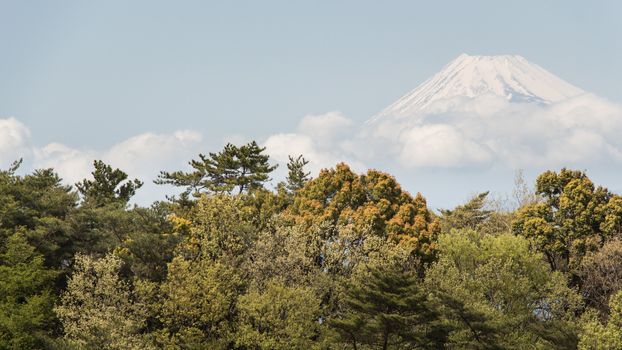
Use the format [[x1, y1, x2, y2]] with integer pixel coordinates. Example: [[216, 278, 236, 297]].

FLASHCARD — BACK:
[[34, 143, 95, 184], [252, 96, 620, 210], [33, 130, 203, 186], [297, 111, 353, 145], [0, 117, 31, 164], [263, 112, 363, 175], [4, 92, 622, 207], [264, 133, 350, 174], [396, 124, 493, 167], [259, 92, 622, 211], [0, 127, 201, 203], [104, 130, 202, 179], [363, 93, 622, 169]]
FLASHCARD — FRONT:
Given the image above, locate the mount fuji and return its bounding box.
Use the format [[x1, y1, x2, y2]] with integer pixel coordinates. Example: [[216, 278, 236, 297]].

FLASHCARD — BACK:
[[266, 53, 622, 209], [370, 54, 585, 122]]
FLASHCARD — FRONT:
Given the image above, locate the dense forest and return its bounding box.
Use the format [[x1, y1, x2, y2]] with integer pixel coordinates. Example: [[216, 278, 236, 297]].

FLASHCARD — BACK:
[[1, 141, 621, 350]]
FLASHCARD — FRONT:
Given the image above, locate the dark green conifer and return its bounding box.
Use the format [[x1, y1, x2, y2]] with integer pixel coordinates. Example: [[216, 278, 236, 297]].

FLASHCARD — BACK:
[[0, 233, 57, 348], [285, 155, 310, 193], [331, 267, 446, 350], [76, 160, 143, 206], [156, 141, 277, 195]]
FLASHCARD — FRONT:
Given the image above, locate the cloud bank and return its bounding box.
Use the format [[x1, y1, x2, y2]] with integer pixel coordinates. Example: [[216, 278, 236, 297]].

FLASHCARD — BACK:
[[2, 92, 622, 207], [263, 94, 622, 176], [0, 117, 31, 163], [0, 118, 204, 203], [365, 93, 622, 169], [264, 111, 364, 174]]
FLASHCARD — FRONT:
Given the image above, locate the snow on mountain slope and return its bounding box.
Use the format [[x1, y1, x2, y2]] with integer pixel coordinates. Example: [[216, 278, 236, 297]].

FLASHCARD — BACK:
[[371, 54, 585, 121], [266, 53, 622, 171]]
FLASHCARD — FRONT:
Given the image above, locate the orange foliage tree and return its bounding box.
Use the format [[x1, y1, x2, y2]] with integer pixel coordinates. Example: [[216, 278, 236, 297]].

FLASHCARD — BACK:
[[287, 163, 440, 262]]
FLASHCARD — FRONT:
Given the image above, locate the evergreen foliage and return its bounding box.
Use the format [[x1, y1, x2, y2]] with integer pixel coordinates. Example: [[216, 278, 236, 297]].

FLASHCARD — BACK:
[[156, 141, 277, 195], [331, 267, 447, 349], [76, 160, 143, 207], [0, 233, 57, 349], [440, 191, 492, 232], [285, 154, 311, 192]]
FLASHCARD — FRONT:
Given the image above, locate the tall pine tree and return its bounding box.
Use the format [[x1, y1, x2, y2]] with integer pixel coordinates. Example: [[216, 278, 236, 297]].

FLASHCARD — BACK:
[[331, 267, 446, 350], [285, 155, 310, 193], [156, 141, 277, 195], [76, 160, 143, 207]]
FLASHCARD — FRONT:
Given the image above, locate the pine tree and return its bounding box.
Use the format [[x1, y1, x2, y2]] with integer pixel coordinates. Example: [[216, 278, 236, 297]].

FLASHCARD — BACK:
[[156, 141, 277, 195], [0, 233, 57, 349], [285, 155, 310, 192], [76, 160, 143, 207], [433, 292, 502, 349], [235, 141, 278, 193], [440, 192, 492, 232], [331, 267, 446, 350], [0, 162, 78, 269]]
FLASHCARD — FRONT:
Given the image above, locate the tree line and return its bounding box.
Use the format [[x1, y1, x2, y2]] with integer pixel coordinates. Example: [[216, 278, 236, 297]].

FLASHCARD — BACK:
[[0, 140, 621, 349]]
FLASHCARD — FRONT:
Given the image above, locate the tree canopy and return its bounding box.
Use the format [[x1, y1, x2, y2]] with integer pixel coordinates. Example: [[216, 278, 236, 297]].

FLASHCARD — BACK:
[[0, 143, 621, 349], [156, 141, 277, 195], [76, 160, 143, 206], [288, 163, 440, 263], [513, 169, 622, 281]]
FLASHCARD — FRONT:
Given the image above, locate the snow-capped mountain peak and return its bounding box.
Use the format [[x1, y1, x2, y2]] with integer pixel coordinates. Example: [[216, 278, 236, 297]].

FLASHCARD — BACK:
[[371, 53, 585, 120]]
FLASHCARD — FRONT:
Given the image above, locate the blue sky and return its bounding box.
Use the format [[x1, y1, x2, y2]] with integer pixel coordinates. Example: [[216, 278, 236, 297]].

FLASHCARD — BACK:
[[2, 1, 621, 145], [1, 1, 622, 207]]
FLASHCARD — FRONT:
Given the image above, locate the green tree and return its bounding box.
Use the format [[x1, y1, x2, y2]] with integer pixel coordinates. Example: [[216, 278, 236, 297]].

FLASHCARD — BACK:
[[236, 280, 323, 349], [114, 204, 180, 282], [285, 155, 311, 193], [55, 253, 153, 350], [0, 162, 77, 269], [68, 167, 170, 268], [179, 194, 257, 260], [289, 163, 440, 264], [76, 160, 143, 207], [156, 141, 277, 195], [440, 192, 512, 236], [238, 188, 290, 234], [578, 291, 622, 350], [430, 292, 501, 349], [158, 258, 243, 349], [0, 233, 57, 350], [425, 230, 582, 349], [331, 267, 446, 350], [156, 195, 255, 348], [512, 169, 618, 276], [62, 203, 143, 259], [440, 192, 492, 233]]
